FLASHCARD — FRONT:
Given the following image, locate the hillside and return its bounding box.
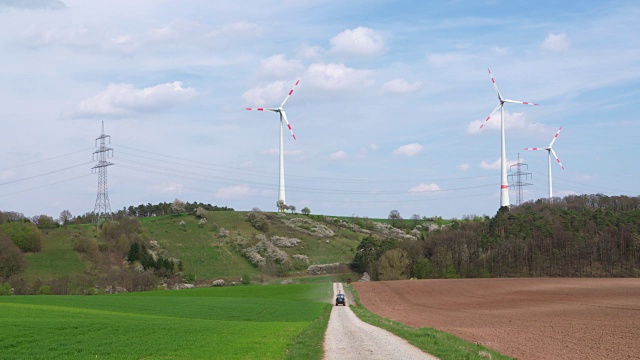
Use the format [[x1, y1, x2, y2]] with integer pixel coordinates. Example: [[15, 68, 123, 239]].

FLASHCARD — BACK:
[[6, 210, 423, 293]]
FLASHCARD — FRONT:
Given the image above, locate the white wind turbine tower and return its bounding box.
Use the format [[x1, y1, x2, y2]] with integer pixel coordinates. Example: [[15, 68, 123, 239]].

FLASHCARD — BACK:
[[480, 69, 539, 208], [525, 126, 565, 200], [246, 80, 300, 211]]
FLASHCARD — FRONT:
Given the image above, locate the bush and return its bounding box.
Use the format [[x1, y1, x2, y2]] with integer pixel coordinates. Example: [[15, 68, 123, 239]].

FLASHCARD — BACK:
[[0, 222, 42, 252], [0, 235, 28, 279], [241, 274, 251, 285], [37, 285, 52, 295], [246, 209, 269, 231], [183, 273, 196, 284], [0, 282, 12, 296]]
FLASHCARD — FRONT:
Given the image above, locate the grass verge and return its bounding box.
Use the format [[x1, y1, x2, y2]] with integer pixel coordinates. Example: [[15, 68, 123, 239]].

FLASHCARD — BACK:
[[286, 301, 332, 360], [345, 284, 514, 360]]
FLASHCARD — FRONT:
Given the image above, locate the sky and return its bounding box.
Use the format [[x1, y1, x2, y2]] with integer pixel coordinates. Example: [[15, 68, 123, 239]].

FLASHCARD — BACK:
[[1, 0, 639, 220]]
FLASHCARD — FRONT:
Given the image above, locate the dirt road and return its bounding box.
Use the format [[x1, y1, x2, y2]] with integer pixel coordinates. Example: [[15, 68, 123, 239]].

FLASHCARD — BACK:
[[354, 278, 640, 360], [323, 282, 437, 360]]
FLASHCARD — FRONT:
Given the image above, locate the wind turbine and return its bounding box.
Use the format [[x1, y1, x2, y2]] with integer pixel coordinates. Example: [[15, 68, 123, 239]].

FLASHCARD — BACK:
[[480, 69, 539, 208], [525, 126, 565, 200], [246, 80, 299, 211]]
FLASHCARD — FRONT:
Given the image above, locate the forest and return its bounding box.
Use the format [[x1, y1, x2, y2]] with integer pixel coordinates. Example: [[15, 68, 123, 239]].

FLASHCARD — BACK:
[[353, 194, 640, 280]]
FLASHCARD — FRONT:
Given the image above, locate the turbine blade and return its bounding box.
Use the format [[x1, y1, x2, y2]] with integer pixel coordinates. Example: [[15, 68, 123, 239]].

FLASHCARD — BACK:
[[524, 147, 547, 151], [281, 111, 296, 140], [479, 103, 502, 129], [246, 107, 265, 111], [280, 79, 300, 108], [550, 149, 564, 170], [504, 99, 539, 106], [488, 68, 504, 101], [549, 125, 563, 147]]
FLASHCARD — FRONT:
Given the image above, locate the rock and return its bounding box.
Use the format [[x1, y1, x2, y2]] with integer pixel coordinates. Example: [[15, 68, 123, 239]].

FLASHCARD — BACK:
[[211, 279, 226, 287]]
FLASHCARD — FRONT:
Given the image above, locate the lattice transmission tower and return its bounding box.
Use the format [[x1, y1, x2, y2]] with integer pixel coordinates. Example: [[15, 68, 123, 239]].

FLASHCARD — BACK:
[[92, 121, 114, 224], [508, 153, 532, 206]]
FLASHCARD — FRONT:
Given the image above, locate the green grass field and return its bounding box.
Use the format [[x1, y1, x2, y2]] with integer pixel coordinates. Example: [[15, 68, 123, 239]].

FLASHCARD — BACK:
[[24, 227, 87, 281], [0, 283, 333, 359]]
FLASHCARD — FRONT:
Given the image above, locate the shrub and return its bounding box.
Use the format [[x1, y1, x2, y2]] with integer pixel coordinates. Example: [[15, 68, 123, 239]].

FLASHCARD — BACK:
[[0, 222, 42, 252], [0, 282, 12, 296], [195, 207, 208, 219], [37, 285, 52, 295], [241, 274, 251, 285], [0, 235, 28, 279], [246, 209, 269, 231], [183, 273, 196, 284]]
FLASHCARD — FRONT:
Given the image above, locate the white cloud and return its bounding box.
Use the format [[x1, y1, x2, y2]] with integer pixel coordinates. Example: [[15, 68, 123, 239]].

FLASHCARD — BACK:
[[243, 81, 289, 107], [329, 150, 347, 160], [409, 183, 441, 193], [468, 111, 547, 135], [149, 182, 186, 194], [1, 0, 66, 10], [215, 184, 254, 199], [73, 82, 197, 117], [541, 33, 570, 52], [330, 27, 384, 56], [480, 157, 520, 170], [296, 44, 324, 59], [260, 54, 304, 78], [305, 63, 374, 90], [393, 143, 423, 156], [458, 163, 470, 171], [23, 24, 95, 48], [382, 79, 423, 94]]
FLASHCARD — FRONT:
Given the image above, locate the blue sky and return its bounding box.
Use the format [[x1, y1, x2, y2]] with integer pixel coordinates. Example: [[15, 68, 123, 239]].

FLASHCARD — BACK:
[[0, 0, 639, 220]]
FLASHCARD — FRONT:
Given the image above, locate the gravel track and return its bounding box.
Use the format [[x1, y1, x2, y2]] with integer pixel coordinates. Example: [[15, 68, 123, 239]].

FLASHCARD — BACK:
[[323, 282, 437, 360]]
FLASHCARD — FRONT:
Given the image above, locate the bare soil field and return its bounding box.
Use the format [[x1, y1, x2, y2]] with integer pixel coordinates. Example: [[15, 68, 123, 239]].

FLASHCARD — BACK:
[[354, 278, 640, 360]]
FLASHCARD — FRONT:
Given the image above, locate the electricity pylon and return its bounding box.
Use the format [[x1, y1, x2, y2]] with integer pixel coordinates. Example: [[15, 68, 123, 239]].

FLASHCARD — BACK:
[[92, 121, 114, 225]]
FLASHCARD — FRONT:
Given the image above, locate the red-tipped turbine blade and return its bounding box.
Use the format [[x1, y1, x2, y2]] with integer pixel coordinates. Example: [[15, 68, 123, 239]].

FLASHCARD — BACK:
[[488, 68, 504, 101], [524, 147, 546, 151], [549, 125, 563, 147], [246, 107, 265, 111], [280, 79, 300, 108], [480, 103, 502, 129], [550, 149, 564, 170], [504, 99, 539, 106], [281, 111, 296, 140]]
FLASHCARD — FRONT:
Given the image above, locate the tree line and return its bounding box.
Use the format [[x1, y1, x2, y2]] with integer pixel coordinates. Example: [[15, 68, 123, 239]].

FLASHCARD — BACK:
[[352, 194, 640, 280]]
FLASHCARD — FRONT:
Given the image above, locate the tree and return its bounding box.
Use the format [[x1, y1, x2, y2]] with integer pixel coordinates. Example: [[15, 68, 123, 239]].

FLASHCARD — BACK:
[[288, 205, 296, 214], [301, 207, 311, 216], [59, 210, 73, 225], [411, 214, 421, 227], [0, 234, 27, 279], [195, 207, 208, 219], [0, 222, 42, 252], [378, 248, 410, 280], [32, 215, 57, 229], [276, 200, 287, 213], [172, 198, 186, 214], [388, 210, 404, 228]]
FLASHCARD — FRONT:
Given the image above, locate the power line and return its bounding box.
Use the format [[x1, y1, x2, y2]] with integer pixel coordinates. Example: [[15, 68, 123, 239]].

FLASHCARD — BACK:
[[0, 161, 93, 186], [0, 148, 93, 172], [0, 174, 93, 198]]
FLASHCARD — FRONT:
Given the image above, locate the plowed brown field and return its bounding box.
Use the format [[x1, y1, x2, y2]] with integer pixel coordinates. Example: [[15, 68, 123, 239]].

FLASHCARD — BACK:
[[354, 278, 640, 360]]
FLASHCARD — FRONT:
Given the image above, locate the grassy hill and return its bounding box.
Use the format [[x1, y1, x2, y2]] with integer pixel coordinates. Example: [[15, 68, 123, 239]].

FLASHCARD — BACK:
[[22, 211, 420, 286]]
